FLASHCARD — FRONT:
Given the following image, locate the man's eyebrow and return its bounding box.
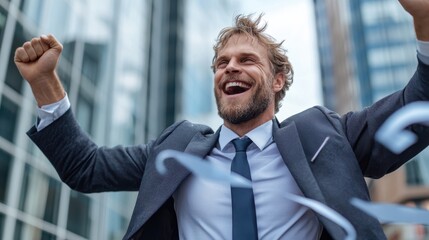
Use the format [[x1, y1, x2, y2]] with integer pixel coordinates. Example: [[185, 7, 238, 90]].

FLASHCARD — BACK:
[[238, 52, 263, 62], [216, 52, 260, 61], [215, 56, 228, 63], [240, 52, 259, 58]]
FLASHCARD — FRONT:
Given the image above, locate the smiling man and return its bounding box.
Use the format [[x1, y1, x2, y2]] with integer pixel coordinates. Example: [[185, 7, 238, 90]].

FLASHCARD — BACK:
[[14, 0, 429, 239], [213, 31, 288, 136]]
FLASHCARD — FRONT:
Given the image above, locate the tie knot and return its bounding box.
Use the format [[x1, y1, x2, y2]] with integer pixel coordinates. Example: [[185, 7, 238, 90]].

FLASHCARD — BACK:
[[232, 137, 252, 152]]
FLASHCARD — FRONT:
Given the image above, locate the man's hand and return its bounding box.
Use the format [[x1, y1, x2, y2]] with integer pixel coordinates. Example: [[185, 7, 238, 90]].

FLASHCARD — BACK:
[[14, 35, 65, 106], [399, 0, 429, 41]]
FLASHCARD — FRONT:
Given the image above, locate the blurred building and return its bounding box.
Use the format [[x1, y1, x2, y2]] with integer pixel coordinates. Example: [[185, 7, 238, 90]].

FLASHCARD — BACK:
[[313, 0, 359, 114], [314, 0, 429, 238], [0, 0, 190, 239], [179, 0, 238, 128]]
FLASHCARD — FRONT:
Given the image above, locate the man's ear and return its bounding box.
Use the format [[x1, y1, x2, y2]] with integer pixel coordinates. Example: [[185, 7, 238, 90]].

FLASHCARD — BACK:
[[272, 73, 285, 93]]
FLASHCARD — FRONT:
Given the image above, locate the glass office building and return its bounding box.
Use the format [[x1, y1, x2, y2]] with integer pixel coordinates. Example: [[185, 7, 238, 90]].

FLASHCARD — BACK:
[[313, 0, 360, 114], [180, 0, 238, 128], [314, 0, 417, 111], [0, 0, 162, 239], [350, 0, 417, 105]]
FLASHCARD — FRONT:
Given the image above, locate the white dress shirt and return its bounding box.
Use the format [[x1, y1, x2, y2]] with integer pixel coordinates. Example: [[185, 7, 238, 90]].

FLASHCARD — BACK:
[[174, 121, 322, 240]]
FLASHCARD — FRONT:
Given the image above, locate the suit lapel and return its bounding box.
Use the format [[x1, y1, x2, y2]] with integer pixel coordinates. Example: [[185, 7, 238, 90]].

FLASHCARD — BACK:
[[273, 120, 326, 204], [183, 130, 220, 157], [153, 130, 219, 205], [127, 129, 220, 238]]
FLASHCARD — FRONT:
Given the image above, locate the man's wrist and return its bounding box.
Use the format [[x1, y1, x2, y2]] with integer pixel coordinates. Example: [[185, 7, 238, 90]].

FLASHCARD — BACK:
[[417, 40, 429, 57], [36, 94, 70, 131], [30, 71, 65, 107], [417, 40, 429, 65]]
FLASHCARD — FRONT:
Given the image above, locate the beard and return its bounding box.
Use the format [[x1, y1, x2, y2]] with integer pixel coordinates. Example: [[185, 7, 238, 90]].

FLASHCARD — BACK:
[[215, 77, 274, 124]]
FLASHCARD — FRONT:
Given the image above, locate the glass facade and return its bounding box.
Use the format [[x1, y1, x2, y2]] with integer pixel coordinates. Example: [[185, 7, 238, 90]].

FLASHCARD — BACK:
[[351, 0, 416, 105], [313, 0, 359, 114], [406, 148, 429, 186], [18, 164, 61, 225], [180, 0, 239, 128], [0, 0, 155, 239], [314, 0, 417, 110], [0, 149, 12, 204]]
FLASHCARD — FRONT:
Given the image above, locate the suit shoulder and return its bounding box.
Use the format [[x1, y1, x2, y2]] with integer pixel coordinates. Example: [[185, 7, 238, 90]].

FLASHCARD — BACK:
[[157, 120, 214, 142], [176, 120, 214, 133], [287, 106, 340, 122], [283, 106, 344, 133]]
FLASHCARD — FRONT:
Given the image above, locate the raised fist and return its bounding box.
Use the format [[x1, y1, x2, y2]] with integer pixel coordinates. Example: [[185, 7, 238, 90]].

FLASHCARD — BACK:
[[14, 34, 65, 106], [14, 34, 63, 84]]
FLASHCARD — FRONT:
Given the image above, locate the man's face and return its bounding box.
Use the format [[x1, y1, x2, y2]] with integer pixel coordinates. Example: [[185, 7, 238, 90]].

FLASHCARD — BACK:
[[213, 34, 276, 124]]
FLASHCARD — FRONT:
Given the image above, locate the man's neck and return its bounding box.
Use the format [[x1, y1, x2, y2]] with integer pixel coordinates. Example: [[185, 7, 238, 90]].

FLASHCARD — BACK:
[[224, 115, 274, 137]]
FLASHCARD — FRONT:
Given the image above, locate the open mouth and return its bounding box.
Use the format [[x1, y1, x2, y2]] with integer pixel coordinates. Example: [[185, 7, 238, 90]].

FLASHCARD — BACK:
[[223, 81, 251, 95]]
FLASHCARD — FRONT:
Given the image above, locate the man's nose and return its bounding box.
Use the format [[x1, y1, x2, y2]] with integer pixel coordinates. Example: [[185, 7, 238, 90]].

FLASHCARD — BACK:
[[225, 59, 241, 74]]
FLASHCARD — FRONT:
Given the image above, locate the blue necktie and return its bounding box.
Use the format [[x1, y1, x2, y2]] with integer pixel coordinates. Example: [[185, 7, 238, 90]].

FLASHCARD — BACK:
[[231, 137, 258, 240]]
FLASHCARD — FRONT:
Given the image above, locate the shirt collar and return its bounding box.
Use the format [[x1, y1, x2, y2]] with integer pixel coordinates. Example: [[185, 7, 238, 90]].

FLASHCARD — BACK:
[[218, 120, 274, 151]]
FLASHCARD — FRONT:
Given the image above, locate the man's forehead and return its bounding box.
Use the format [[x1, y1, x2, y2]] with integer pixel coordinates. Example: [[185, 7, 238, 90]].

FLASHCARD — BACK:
[[224, 34, 260, 47], [218, 34, 267, 55]]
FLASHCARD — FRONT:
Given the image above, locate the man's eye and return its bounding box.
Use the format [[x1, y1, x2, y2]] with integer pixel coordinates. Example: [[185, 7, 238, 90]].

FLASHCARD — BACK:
[[242, 58, 254, 63], [217, 61, 228, 68]]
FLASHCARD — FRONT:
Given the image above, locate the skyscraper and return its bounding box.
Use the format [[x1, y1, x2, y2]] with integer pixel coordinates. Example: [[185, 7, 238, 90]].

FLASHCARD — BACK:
[[0, 0, 186, 239]]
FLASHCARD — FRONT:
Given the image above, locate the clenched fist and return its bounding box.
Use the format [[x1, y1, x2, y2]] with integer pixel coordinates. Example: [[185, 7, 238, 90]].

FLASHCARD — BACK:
[[14, 34, 65, 106]]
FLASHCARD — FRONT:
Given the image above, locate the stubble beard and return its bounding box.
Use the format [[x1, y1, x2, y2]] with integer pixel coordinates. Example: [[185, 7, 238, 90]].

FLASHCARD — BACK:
[[215, 80, 273, 124]]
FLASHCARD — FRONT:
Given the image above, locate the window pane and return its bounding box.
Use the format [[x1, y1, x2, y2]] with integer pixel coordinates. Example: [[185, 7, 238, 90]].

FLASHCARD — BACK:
[[82, 43, 103, 85], [0, 148, 12, 203], [5, 23, 27, 94], [406, 148, 429, 186], [0, 95, 20, 143], [57, 67, 71, 92], [0, 212, 4, 237], [18, 164, 61, 224], [13, 220, 22, 240], [76, 93, 94, 135], [0, 6, 7, 47], [62, 40, 75, 64], [106, 210, 128, 240], [67, 191, 92, 238], [19, 0, 45, 27], [14, 220, 56, 240]]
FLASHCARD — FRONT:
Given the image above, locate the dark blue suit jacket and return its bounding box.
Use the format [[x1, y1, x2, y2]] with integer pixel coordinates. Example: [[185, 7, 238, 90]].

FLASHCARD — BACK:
[[28, 59, 429, 239]]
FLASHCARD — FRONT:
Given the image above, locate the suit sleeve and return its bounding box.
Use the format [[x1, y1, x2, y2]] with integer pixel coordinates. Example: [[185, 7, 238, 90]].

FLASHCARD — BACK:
[[27, 109, 181, 193], [341, 58, 429, 178]]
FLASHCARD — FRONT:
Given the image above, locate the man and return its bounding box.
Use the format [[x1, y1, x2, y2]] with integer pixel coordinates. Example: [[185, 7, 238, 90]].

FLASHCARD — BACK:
[[14, 0, 429, 239]]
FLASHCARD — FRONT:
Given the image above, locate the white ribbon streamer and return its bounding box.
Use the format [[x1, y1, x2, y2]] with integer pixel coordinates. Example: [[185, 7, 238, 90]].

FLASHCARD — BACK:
[[375, 102, 429, 154], [351, 198, 429, 225], [281, 193, 356, 240], [155, 149, 252, 188]]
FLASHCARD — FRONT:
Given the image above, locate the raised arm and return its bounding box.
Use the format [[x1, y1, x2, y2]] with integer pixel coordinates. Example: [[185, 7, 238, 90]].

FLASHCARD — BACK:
[[14, 34, 65, 106], [15, 36, 148, 192]]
